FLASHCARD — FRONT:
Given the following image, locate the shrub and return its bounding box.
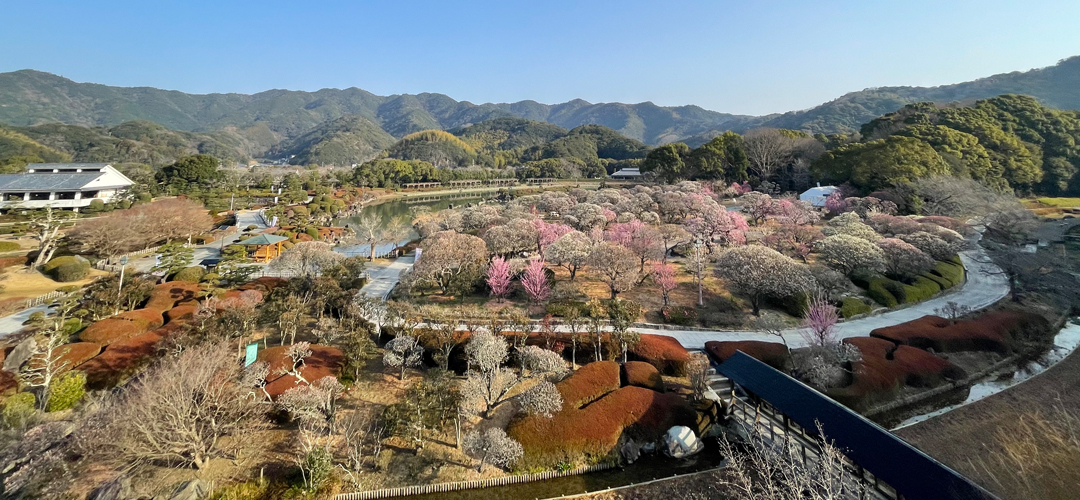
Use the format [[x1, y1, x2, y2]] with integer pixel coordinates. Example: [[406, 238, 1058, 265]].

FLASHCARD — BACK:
[[841, 297, 873, 318], [305, 227, 320, 240], [0, 241, 20, 252], [57, 285, 81, 293], [920, 271, 954, 289], [247, 225, 258, 231], [299, 446, 334, 491], [867, 278, 898, 307], [902, 276, 942, 303], [258, 345, 345, 398], [705, 340, 791, 372], [80, 328, 172, 389], [622, 361, 664, 392], [79, 308, 164, 344], [83, 199, 106, 214], [628, 334, 689, 376], [934, 260, 965, 285], [828, 337, 966, 411], [144, 281, 201, 311], [881, 279, 907, 303], [43, 255, 90, 282], [46, 370, 87, 412], [659, 306, 696, 326], [558, 361, 620, 408], [171, 266, 205, 283], [870, 312, 1049, 354], [1, 392, 36, 428]]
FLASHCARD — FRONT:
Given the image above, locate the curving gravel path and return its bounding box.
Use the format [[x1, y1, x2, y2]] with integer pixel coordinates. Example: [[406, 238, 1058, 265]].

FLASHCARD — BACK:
[[356, 241, 1010, 349]]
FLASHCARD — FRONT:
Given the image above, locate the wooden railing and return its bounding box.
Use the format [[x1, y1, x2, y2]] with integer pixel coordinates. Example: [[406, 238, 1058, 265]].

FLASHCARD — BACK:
[[333, 463, 614, 500], [24, 290, 67, 309]]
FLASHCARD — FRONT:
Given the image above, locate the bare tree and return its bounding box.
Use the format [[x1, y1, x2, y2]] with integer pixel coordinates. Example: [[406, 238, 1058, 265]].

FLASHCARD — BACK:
[[717, 424, 866, 500], [26, 206, 75, 269], [687, 241, 709, 306], [460, 331, 565, 417], [743, 128, 795, 182], [277, 342, 314, 385], [81, 342, 268, 470], [587, 242, 640, 299], [686, 353, 711, 402], [383, 335, 423, 380], [463, 428, 523, 472], [272, 241, 345, 277], [277, 376, 346, 434], [336, 409, 386, 487], [19, 298, 80, 409]]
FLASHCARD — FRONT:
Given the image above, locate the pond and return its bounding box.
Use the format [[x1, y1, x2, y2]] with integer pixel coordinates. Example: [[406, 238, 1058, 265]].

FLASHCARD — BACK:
[[396, 444, 726, 500], [334, 194, 490, 257]]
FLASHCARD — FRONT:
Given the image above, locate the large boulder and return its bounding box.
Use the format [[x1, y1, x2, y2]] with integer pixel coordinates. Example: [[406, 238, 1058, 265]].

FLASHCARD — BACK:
[[664, 425, 704, 458], [160, 479, 208, 500], [3, 338, 35, 373]]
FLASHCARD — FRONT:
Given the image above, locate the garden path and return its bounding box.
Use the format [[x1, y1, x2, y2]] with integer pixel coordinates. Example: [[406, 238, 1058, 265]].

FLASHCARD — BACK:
[[0, 304, 47, 337]]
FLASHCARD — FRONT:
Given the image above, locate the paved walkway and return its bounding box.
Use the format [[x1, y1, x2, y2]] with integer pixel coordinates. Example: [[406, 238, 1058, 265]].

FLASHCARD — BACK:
[[357, 255, 415, 300], [351, 242, 1010, 349], [0, 304, 48, 337]]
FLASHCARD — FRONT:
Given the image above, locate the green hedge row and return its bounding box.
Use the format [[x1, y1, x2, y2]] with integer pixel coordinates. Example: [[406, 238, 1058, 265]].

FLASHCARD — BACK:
[[841, 297, 874, 318]]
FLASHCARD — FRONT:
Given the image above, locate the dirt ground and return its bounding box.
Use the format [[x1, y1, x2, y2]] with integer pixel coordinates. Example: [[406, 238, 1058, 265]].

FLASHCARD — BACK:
[[894, 344, 1080, 500]]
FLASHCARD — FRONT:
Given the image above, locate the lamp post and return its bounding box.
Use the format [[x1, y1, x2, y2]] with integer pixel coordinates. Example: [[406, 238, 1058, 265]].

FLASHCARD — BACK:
[[115, 256, 129, 315]]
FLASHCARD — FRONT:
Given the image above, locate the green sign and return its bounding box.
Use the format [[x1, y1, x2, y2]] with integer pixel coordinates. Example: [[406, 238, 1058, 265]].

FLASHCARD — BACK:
[[244, 343, 259, 367]]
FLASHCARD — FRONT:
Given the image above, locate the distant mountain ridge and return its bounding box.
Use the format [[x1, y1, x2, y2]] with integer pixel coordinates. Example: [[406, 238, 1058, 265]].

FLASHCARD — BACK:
[[0, 57, 1075, 153]]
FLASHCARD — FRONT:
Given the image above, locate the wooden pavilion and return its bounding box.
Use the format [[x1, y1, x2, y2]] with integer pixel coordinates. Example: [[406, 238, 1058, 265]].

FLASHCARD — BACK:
[[238, 234, 289, 262]]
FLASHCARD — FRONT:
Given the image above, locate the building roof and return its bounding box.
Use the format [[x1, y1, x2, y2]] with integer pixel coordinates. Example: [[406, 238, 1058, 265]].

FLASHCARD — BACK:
[[236, 234, 289, 245], [800, 185, 838, 197], [718, 352, 996, 500], [611, 167, 642, 177], [0, 164, 135, 192], [26, 163, 111, 171]]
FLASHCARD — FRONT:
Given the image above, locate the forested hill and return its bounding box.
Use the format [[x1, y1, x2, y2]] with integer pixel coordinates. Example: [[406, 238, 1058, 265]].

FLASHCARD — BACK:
[[1, 57, 1075, 147]]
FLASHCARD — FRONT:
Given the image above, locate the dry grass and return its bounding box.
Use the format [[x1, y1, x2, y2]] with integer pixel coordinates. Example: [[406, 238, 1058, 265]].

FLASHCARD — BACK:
[[0, 267, 106, 301], [895, 344, 1080, 500]]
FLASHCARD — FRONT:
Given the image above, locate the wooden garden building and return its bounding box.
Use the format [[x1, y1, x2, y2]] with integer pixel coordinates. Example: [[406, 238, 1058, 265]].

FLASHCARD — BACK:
[[238, 234, 289, 262]]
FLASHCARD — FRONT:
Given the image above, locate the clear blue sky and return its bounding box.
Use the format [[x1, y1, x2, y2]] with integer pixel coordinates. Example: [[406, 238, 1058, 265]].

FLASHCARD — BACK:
[[2, 0, 1077, 115]]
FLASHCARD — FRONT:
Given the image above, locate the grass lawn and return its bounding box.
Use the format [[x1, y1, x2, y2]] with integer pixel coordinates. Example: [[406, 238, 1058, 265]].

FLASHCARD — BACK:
[[1037, 197, 1080, 208]]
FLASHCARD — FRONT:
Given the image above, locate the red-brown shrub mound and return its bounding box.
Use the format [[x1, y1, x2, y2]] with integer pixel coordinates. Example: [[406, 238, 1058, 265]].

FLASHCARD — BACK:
[[238, 277, 288, 294], [0, 256, 27, 270], [629, 334, 689, 375], [871, 312, 1047, 353], [622, 361, 664, 392], [828, 337, 966, 411], [509, 384, 696, 469], [144, 281, 201, 311], [705, 340, 791, 372], [48, 342, 101, 373], [557, 360, 621, 408], [78, 329, 170, 389], [258, 345, 345, 398], [79, 309, 164, 345], [165, 305, 197, 323], [0, 371, 17, 398]]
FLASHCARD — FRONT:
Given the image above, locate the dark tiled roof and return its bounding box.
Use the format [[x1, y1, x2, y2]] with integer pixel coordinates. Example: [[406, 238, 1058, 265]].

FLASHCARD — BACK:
[[718, 352, 997, 500], [0, 173, 106, 191], [237, 234, 288, 245]]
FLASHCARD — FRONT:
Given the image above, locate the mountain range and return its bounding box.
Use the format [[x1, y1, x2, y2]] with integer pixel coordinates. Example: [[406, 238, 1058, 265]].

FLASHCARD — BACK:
[[0, 56, 1075, 165]]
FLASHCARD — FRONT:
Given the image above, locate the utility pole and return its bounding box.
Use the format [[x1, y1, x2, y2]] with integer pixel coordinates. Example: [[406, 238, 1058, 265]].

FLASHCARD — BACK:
[[114, 256, 129, 315]]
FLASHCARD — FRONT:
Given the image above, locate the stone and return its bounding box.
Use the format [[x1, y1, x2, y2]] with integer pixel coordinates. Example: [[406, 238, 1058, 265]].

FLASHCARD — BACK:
[[87, 477, 134, 500], [165, 479, 209, 500], [3, 338, 35, 373], [620, 438, 641, 463], [664, 425, 704, 458]]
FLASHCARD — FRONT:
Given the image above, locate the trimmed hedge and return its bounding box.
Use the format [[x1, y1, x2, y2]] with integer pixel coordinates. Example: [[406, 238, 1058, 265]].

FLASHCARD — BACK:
[[934, 260, 965, 286], [558, 360, 620, 409], [628, 334, 689, 376], [868, 278, 898, 307], [0, 241, 20, 252], [258, 345, 345, 398], [828, 336, 966, 411], [43, 255, 90, 282], [870, 312, 1050, 354], [144, 281, 201, 311], [46, 370, 86, 412], [171, 266, 205, 283], [705, 340, 791, 372], [508, 372, 696, 469], [622, 361, 664, 392], [902, 276, 942, 303], [920, 271, 953, 289], [79, 308, 164, 344], [841, 297, 873, 318]]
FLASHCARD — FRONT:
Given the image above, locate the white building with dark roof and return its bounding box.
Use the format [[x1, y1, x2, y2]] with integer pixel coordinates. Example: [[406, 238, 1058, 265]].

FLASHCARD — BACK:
[[0, 163, 135, 210], [610, 167, 642, 180], [799, 183, 839, 207]]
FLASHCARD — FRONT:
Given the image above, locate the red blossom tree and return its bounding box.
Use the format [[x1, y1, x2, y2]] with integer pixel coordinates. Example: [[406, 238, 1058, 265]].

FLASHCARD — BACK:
[[824, 190, 846, 214], [686, 205, 748, 252], [651, 262, 677, 306], [533, 220, 574, 254], [520, 258, 550, 303], [486, 257, 512, 301]]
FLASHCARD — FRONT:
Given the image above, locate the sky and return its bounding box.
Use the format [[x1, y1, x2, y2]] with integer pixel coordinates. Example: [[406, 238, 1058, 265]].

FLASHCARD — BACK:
[[2, 0, 1078, 116]]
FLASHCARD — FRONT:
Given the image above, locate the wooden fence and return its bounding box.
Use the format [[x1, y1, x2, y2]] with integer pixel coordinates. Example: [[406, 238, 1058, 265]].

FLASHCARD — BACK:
[[24, 290, 66, 309], [333, 463, 614, 500]]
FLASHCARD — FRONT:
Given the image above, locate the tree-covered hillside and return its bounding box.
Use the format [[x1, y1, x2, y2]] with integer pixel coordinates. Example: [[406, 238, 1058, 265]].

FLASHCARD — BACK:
[[8, 121, 258, 165], [272, 116, 395, 166], [812, 95, 1080, 195], [0, 126, 71, 172]]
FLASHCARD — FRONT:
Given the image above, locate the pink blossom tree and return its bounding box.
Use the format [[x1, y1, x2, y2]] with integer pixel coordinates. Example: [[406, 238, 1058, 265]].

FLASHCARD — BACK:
[[651, 262, 677, 306], [824, 190, 846, 215], [533, 220, 574, 254], [686, 205, 749, 252], [800, 293, 839, 348], [740, 192, 775, 225], [770, 199, 821, 226], [731, 181, 752, 195], [605, 220, 663, 272], [520, 258, 550, 303], [486, 257, 512, 301]]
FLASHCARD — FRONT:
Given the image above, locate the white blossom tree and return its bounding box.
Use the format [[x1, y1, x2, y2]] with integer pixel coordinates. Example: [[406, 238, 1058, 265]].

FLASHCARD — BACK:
[[517, 380, 563, 417], [272, 241, 345, 277], [383, 335, 424, 380], [715, 246, 813, 316], [463, 428, 523, 472], [545, 231, 592, 280], [815, 234, 887, 276]]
